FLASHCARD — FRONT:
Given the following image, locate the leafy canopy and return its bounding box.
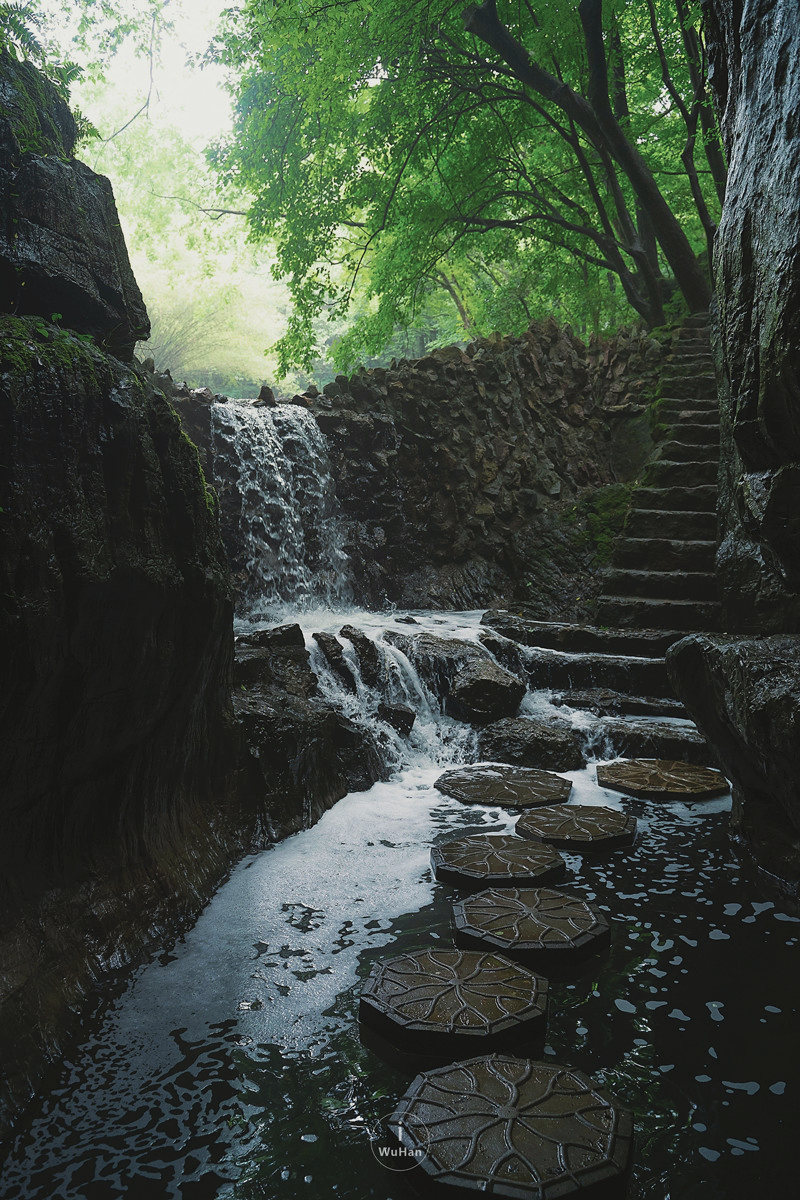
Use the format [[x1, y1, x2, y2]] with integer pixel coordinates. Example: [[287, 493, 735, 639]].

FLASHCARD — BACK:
[[211, 0, 723, 372]]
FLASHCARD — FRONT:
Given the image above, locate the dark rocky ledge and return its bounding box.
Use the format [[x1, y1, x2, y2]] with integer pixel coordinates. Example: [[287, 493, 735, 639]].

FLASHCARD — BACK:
[[668, 634, 800, 893]]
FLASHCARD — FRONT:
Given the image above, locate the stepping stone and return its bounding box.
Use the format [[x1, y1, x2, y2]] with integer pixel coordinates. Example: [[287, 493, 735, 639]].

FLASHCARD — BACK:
[[431, 834, 566, 890], [390, 1054, 633, 1198], [596, 758, 729, 800], [434, 764, 572, 808], [515, 804, 637, 851], [359, 949, 548, 1056], [453, 887, 610, 964]]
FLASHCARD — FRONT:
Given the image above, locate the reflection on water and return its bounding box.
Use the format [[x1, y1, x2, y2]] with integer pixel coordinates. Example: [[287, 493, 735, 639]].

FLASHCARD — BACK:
[[1, 611, 796, 1199]]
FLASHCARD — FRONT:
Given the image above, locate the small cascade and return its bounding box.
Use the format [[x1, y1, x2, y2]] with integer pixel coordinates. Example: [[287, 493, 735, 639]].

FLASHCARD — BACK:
[[211, 401, 352, 613]]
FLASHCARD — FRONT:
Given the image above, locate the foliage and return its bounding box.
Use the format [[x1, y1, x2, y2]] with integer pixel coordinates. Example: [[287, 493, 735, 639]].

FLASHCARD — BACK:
[[211, 0, 725, 371]]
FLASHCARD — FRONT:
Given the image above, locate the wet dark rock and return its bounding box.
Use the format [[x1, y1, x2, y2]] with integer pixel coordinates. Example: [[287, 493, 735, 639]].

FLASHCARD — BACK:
[[360, 950, 548, 1057], [706, 2, 800, 632], [668, 634, 800, 890], [477, 716, 585, 770], [312, 631, 357, 694], [596, 757, 729, 801], [247, 622, 305, 649], [233, 632, 317, 699], [0, 54, 149, 359], [257, 385, 276, 405], [377, 702, 416, 737], [448, 656, 525, 723], [305, 322, 668, 612], [340, 623, 383, 687], [589, 719, 716, 767], [435, 764, 572, 808], [383, 630, 524, 722], [0, 315, 233, 1133], [390, 1056, 632, 1197], [431, 834, 566, 890], [481, 611, 681, 657], [453, 888, 612, 963], [552, 688, 687, 719], [516, 805, 637, 851]]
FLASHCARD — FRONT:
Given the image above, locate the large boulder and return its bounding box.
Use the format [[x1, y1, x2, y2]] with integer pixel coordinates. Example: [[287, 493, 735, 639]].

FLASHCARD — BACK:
[[0, 53, 149, 359], [234, 630, 386, 837], [384, 630, 524, 723], [477, 717, 584, 770], [668, 635, 800, 891]]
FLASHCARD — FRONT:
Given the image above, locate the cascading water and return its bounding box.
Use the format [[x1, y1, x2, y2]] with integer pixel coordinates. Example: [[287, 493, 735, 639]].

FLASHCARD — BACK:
[[211, 401, 352, 614]]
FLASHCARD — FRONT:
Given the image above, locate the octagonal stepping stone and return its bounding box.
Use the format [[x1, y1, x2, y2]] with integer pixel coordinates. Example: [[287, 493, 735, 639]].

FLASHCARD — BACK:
[[390, 1054, 633, 1198], [431, 834, 566, 891], [359, 948, 548, 1057], [596, 758, 729, 800], [515, 804, 637, 851], [434, 764, 572, 809], [453, 887, 610, 964]]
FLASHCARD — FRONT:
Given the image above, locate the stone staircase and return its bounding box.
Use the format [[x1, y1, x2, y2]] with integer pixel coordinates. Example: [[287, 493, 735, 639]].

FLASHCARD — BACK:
[[596, 315, 721, 631]]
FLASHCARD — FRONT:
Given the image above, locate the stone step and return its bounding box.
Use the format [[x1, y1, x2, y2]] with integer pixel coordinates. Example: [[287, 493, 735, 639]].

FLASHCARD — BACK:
[[666, 422, 720, 445], [551, 688, 688, 719], [594, 595, 721, 631], [623, 508, 717, 540], [612, 537, 717, 572], [658, 399, 718, 419], [480, 612, 683, 657], [657, 439, 720, 463], [631, 485, 717, 512], [657, 376, 717, 399], [660, 360, 715, 379], [644, 458, 719, 488], [587, 717, 717, 767], [515, 645, 672, 698], [603, 568, 718, 601]]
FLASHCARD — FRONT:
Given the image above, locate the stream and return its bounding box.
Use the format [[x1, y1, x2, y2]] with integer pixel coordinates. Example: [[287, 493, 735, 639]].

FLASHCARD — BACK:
[[2, 611, 797, 1199], [2, 406, 796, 1198]]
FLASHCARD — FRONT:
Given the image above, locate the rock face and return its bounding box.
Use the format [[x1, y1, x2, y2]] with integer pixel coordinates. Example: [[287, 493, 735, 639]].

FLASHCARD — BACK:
[[308, 323, 665, 611], [668, 636, 800, 890], [233, 626, 387, 837], [0, 315, 234, 1129], [704, 4, 800, 632], [0, 53, 148, 359], [668, 3, 800, 891]]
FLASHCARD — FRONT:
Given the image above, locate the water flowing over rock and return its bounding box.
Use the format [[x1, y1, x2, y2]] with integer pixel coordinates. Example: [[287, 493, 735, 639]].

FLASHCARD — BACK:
[[210, 401, 351, 612], [0, 52, 149, 359]]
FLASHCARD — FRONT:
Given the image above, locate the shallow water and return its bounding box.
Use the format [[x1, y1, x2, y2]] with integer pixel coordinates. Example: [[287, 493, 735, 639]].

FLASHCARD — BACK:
[[2, 612, 796, 1199]]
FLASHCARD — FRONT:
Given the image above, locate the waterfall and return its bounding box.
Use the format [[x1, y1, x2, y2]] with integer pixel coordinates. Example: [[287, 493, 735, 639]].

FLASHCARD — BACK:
[[211, 401, 351, 614]]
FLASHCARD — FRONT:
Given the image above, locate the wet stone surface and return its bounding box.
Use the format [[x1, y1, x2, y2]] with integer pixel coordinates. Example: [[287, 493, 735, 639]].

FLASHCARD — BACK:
[[359, 949, 548, 1055], [431, 834, 567, 890], [390, 1054, 633, 1199], [596, 759, 729, 801], [435, 764, 572, 809], [516, 804, 637, 851], [453, 887, 611, 963]]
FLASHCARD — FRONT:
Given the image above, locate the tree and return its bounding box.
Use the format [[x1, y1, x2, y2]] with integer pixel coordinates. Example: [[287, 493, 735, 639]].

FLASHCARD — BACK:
[[211, 0, 725, 371]]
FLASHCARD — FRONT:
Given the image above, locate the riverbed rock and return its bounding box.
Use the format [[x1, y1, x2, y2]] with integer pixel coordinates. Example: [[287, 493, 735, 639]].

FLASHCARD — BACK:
[[340, 624, 384, 687], [668, 634, 800, 889], [383, 630, 524, 721], [313, 631, 357, 694], [477, 716, 585, 770], [588, 719, 716, 766], [0, 53, 149, 358], [234, 629, 387, 837], [377, 702, 416, 736]]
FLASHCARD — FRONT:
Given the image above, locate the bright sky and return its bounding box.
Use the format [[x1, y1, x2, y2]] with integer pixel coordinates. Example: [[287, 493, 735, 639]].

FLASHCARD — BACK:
[[39, 0, 237, 145]]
